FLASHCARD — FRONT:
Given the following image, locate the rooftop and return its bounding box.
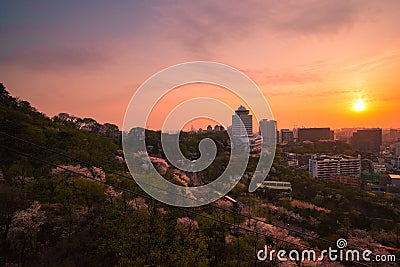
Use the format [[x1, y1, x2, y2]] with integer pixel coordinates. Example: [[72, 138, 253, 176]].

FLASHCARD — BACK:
[[237, 105, 247, 111], [312, 154, 360, 161]]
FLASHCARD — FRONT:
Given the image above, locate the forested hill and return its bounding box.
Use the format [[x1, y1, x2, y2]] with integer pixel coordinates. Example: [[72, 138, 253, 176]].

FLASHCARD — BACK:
[[0, 83, 133, 266], [0, 83, 212, 266], [0, 82, 122, 174], [1, 83, 400, 266]]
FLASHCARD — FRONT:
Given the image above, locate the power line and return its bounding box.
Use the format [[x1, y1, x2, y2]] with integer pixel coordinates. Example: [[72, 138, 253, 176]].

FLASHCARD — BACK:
[[0, 143, 311, 249], [0, 130, 334, 246], [0, 143, 373, 267], [0, 131, 376, 264]]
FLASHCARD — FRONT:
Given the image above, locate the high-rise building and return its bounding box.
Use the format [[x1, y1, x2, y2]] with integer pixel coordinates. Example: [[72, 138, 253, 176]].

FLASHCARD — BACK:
[[335, 128, 360, 144], [232, 105, 252, 137], [259, 119, 276, 143], [383, 129, 399, 145], [395, 140, 400, 156], [350, 128, 382, 153], [389, 129, 399, 139], [309, 154, 361, 180], [281, 129, 294, 143], [297, 128, 331, 141]]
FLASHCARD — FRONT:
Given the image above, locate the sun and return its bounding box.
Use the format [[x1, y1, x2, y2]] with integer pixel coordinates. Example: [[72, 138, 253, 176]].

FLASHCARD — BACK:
[[353, 98, 366, 112]]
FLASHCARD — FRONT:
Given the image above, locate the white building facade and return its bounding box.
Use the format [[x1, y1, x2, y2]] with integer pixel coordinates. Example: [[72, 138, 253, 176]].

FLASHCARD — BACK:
[[309, 154, 361, 179], [232, 105, 252, 137]]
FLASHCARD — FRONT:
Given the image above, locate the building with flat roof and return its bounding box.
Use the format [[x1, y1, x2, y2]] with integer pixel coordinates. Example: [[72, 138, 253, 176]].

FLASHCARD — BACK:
[[329, 174, 361, 187], [297, 128, 331, 141], [256, 181, 292, 199], [249, 135, 262, 157], [389, 174, 400, 188], [309, 154, 361, 180], [373, 164, 386, 174], [281, 129, 294, 143], [350, 128, 382, 153], [259, 119, 277, 143]]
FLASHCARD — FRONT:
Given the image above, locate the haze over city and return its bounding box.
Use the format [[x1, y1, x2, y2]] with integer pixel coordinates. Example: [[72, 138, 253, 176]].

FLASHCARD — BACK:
[[1, 1, 400, 130]]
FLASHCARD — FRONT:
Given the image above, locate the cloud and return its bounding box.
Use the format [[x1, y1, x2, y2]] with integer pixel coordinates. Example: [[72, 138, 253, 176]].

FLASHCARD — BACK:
[[268, 0, 372, 35], [154, 0, 377, 56], [340, 49, 400, 73], [242, 68, 322, 86], [0, 45, 114, 71], [239, 59, 334, 86], [153, 1, 258, 57]]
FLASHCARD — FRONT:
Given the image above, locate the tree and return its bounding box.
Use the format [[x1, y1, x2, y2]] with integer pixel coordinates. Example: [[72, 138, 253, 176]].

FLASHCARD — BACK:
[[9, 201, 45, 266], [0, 184, 28, 265]]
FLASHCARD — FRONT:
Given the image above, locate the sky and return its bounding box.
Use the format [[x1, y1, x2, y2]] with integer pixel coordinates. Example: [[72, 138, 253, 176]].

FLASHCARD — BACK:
[[1, 0, 400, 130]]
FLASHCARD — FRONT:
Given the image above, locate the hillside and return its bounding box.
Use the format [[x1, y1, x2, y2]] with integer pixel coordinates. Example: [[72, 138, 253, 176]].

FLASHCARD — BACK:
[[0, 83, 399, 266]]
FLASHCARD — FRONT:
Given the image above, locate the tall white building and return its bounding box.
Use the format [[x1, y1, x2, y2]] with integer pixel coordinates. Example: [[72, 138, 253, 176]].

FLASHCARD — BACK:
[[309, 154, 361, 180], [232, 105, 252, 137], [259, 119, 277, 143]]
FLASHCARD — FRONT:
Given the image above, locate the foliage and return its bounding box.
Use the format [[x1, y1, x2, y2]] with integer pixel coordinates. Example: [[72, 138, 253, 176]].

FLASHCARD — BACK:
[[1, 83, 399, 266]]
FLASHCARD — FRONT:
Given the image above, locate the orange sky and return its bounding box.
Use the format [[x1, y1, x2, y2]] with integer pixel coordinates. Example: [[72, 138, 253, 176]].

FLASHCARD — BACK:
[[1, 1, 399, 130]]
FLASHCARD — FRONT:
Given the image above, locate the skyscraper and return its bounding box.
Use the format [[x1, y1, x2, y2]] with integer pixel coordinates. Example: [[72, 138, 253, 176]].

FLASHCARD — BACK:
[[232, 105, 253, 137], [259, 119, 277, 143], [350, 128, 382, 153]]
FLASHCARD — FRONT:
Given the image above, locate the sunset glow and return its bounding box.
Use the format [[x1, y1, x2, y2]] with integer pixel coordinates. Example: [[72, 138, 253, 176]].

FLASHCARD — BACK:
[[353, 99, 366, 112], [1, 1, 400, 129]]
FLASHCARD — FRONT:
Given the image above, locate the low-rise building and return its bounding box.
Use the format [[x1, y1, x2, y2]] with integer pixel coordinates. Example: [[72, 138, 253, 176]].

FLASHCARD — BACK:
[[329, 174, 361, 187], [373, 164, 386, 174], [309, 154, 361, 180], [389, 174, 400, 188], [391, 156, 400, 170], [256, 181, 292, 199], [249, 135, 263, 157]]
